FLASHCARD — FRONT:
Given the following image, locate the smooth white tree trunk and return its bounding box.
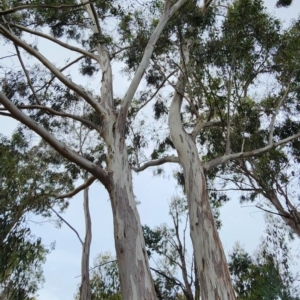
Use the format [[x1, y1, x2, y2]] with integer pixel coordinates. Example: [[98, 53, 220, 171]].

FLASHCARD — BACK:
[[106, 132, 157, 300], [169, 75, 236, 300]]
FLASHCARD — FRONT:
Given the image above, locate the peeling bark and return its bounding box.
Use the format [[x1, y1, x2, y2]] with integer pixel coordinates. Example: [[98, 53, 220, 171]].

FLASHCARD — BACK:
[[106, 133, 157, 300]]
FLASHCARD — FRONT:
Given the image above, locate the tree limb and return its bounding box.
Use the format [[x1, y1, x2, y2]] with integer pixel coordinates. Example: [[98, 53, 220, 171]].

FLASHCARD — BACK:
[[0, 24, 106, 117], [2, 104, 100, 131], [14, 44, 41, 105], [119, 0, 188, 124], [131, 156, 180, 172], [10, 24, 98, 61], [56, 176, 97, 199], [0, 1, 94, 15], [51, 208, 83, 245], [268, 82, 291, 145], [0, 91, 110, 188], [205, 132, 300, 171]]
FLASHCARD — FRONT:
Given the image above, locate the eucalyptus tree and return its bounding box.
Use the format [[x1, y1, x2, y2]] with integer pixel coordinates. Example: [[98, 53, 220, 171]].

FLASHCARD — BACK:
[[128, 0, 300, 298], [0, 0, 195, 298], [0, 132, 74, 299]]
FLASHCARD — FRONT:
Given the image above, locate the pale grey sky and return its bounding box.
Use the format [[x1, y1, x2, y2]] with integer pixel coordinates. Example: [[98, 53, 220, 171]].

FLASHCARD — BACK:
[[1, 1, 300, 299]]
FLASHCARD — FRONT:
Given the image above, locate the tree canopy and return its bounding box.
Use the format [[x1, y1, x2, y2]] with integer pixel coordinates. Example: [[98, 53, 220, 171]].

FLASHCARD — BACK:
[[0, 0, 300, 299]]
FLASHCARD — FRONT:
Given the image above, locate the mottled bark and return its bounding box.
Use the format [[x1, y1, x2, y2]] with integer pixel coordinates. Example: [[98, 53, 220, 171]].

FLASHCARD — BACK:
[[169, 48, 236, 298], [106, 132, 157, 300]]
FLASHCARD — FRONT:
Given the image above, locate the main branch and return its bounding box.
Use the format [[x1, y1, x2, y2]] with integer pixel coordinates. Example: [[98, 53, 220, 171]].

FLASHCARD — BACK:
[[0, 91, 109, 188]]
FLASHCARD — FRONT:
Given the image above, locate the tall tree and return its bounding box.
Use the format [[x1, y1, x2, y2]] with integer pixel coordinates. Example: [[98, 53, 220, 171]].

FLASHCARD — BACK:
[[1, 0, 300, 299], [0, 132, 74, 299], [0, 0, 190, 299], [132, 0, 300, 297]]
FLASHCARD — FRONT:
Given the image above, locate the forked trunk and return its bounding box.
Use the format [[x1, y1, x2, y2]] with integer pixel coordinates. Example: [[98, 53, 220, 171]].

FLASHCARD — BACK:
[[106, 133, 157, 300], [169, 72, 236, 300]]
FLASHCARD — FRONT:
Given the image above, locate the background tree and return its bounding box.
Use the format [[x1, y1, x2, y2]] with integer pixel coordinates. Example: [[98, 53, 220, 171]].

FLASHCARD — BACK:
[[0, 132, 74, 299]]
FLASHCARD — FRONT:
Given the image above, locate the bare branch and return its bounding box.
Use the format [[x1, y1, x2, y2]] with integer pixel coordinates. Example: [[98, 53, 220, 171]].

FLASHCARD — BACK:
[[150, 267, 184, 289], [0, 1, 93, 15], [205, 132, 300, 171], [4, 104, 100, 131], [134, 69, 177, 117], [15, 45, 41, 105], [0, 111, 12, 117], [75, 260, 117, 278], [119, 0, 188, 124], [131, 156, 180, 172], [0, 91, 109, 188], [35, 53, 95, 94], [191, 120, 226, 139], [57, 176, 96, 199], [10, 24, 98, 61], [0, 54, 16, 60], [0, 24, 106, 117], [51, 208, 83, 245]]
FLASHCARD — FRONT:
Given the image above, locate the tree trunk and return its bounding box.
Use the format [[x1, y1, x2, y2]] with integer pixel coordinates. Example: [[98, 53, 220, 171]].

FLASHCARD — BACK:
[[106, 132, 157, 300], [80, 174, 92, 300], [169, 72, 236, 300]]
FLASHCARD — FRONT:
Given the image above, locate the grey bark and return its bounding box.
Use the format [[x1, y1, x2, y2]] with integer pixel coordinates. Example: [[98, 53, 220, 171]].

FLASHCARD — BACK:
[[80, 174, 92, 300]]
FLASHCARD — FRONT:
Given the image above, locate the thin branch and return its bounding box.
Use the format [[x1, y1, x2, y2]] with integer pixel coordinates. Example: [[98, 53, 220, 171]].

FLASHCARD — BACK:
[[191, 120, 228, 139], [134, 69, 177, 117], [35, 53, 94, 94], [56, 176, 96, 199], [89, 2, 102, 35], [10, 24, 98, 61], [150, 267, 184, 289], [247, 205, 290, 219], [51, 207, 83, 245], [0, 24, 106, 117], [0, 111, 12, 117], [0, 54, 16, 60], [15, 44, 41, 105], [6, 104, 100, 131], [269, 83, 291, 145], [75, 260, 117, 278], [205, 132, 300, 171], [0, 91, 109, 187], [131, 156, 179, 172], [0, 1, 94, 15]]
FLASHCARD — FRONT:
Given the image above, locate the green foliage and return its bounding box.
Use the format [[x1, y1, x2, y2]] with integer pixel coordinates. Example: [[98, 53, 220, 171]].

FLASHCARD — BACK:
[[0, 132, 75, 299], [229, 216, 300, 300]]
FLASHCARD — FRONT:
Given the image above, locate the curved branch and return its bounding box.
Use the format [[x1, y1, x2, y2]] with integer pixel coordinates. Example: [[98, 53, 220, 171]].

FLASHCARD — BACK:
[[131, 156, 179, 172], [0, 1, 93, 16], [56, 176, 97, 199], [0, 91, 110, 188], [118, 0, 188, 125], [0, 24, 106, 117], [10, 24, 98, 61], [205, 132, 300, 171]]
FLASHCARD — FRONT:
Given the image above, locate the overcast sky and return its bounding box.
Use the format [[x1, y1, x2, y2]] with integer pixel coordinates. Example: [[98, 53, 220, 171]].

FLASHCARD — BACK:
[[1, 1, 300, 299]]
